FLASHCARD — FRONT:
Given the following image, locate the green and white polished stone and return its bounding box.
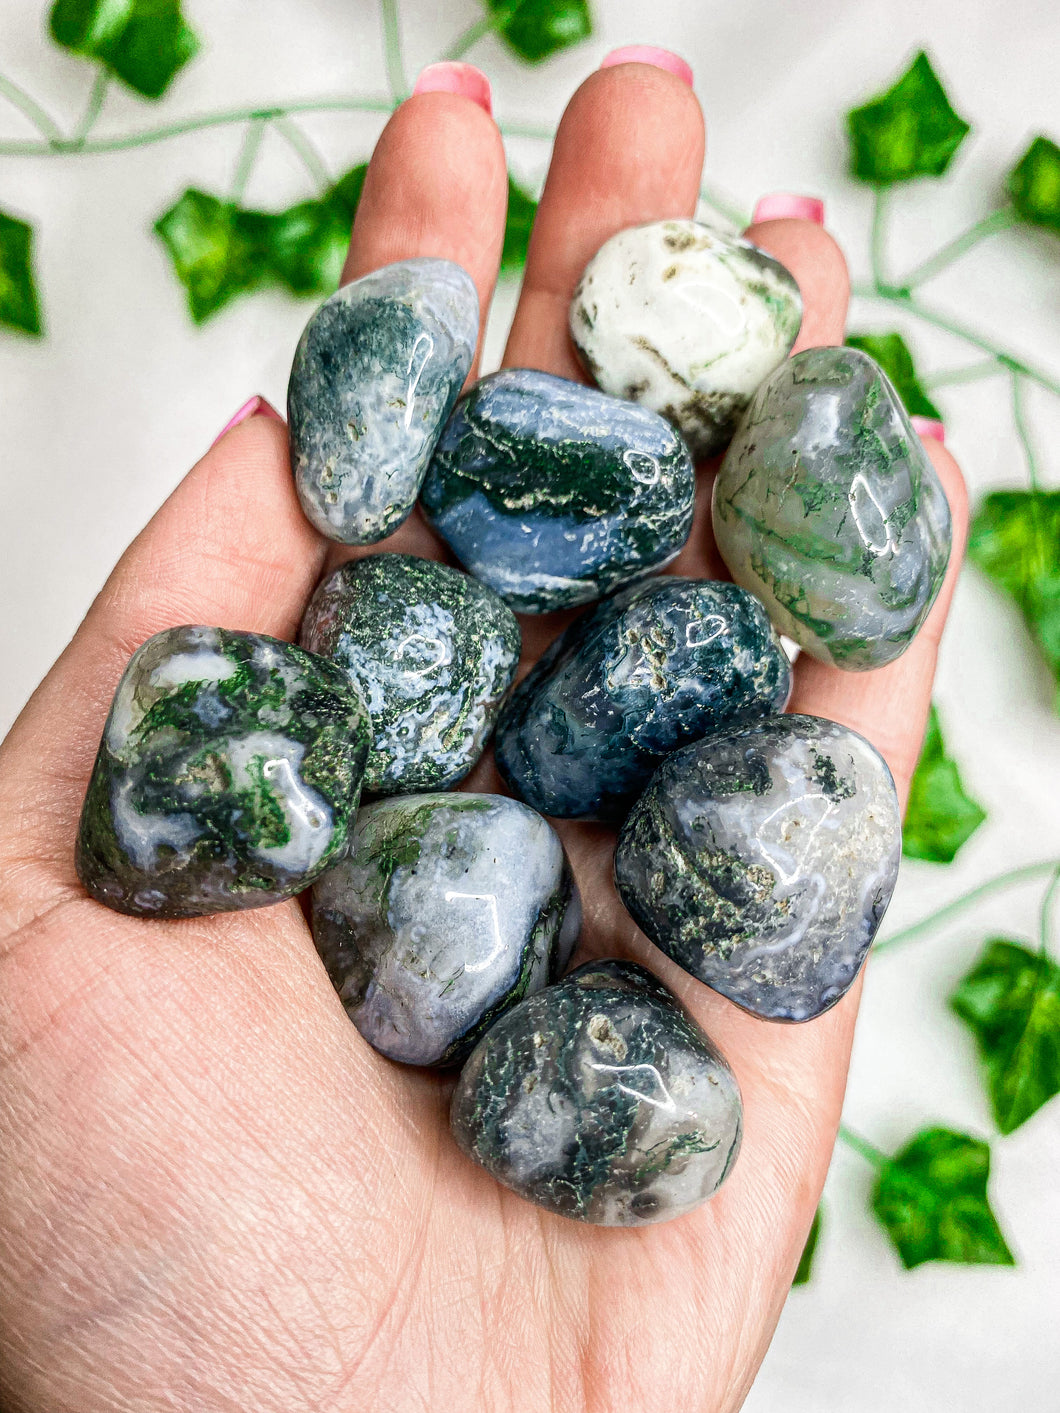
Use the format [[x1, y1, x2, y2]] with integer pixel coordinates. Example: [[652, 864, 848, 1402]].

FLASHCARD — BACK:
[[450, 959, 742, 1225], [299, 553, 520, 794], [712, 345, 952, 670], [312, 794, 580, 1067], [569, 220, 802, 457], [76, 626, 370, 918]]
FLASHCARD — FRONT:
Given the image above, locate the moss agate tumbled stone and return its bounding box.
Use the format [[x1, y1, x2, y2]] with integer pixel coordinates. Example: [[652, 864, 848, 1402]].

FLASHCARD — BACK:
[[712, 345, 952, 670], [288, 258, 478, 545], [451, 959, 742, 1225], [300, 553, 520, 795], [76, 626, 370, 918], [420, 368, 695, 612], [570, 220, 802, 458], [615, 714, 902, 1022], [312, 794, 580, 1067], [495, 577, 791, 822]]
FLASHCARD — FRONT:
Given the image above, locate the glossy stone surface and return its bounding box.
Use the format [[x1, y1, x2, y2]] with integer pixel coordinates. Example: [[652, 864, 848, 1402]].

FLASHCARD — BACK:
[[299, 554, 520, 795], [570, 220, 802, 458], [451, 959, 742, 1225], [288, 258, 478, 545], [712, 345, 952, 670], [420, 368, 695, 612], [495, 577, 791, 822], [312, 794, 580, 1067], [615, 714, 902, 1022], [76, 626, 369, 918]]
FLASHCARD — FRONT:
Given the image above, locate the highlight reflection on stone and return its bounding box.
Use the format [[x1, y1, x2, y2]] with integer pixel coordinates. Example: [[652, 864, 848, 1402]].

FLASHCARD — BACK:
[[312, 793, 580, 1067]]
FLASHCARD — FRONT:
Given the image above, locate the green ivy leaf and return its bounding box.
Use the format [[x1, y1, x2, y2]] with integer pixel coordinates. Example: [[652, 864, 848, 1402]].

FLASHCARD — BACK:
[[902, 704, 986, 863], [872, 1127, 1015, 1270], [845, 331, 942, 420], [1007, 135, 1060, 234], [846, 52, 971, 186], [502, 175, 538, 273], [951, 938, 1060, 1135], [0, 208, 43, 336], [50, 0, 200, 100], [792, 1206, 822, 1286], [968, 490, 1060, 707], [267, 165, 368, 297], [154, 190, 270, 323], [486, 0, 592, 64]]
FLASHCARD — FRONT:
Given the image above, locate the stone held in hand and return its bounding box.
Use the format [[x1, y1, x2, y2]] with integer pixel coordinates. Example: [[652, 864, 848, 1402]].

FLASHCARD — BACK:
[[420, 368, 695, 612], [312, 793, 581, 1068], [569, 219, 802, 458], [450, 959, 742, 1225], [614, 714, 902, 1022], [712, 345, 952, 670], [76, 626, 370, 918], [288, 257, 479, 546], [495, 577, 792, 822], [299, 553, 520, 795]]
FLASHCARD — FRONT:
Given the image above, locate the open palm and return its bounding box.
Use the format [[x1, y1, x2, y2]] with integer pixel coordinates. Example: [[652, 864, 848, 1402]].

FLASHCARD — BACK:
[[0, 63, 967, 1413]]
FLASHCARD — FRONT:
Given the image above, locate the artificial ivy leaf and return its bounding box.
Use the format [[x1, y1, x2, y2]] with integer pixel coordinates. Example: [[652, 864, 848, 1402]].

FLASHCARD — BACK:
[[951, 938, 1060, 1135], [154, 190, 269, 323], [0, 208, 43, 336], [968, 490, 1060, 707], [792, 1206, 822, 1286], [502, 175, 538, 273], [267, 166, 367, 297], [846, 52, 971, 186], [846, 331, 942, 421], [902, 704, 986, 863], [872, 1127, 1015, 1269], [1007, 135, 1060, 234], [50, 0, 200, 100], [486, 0, 592, 64]]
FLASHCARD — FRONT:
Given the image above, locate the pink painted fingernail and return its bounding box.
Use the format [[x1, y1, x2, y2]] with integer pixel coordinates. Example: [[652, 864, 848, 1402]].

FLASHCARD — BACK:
[[413, 62, 492, 115], [751, 194, 826, 225], [911, 415, 946, 444], [211, 396, 282, 448], [600, 46, 693, 87]]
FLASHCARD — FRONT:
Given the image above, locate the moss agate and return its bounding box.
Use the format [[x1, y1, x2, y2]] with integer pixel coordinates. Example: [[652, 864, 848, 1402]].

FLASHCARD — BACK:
[[495, 577, 791, 821], [76, 626, 369, 918], [615, 714, 902, 1022], [450, 959, 742, 1225], [312, 793, 580, 1067]]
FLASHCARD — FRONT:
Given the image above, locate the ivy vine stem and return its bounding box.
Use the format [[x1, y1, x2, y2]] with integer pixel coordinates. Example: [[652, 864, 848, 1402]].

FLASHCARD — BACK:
[[1038, 862, 1060, 952], [1011, 372, 1041, 489], [443, 3, 520, 62], [838, 1125, 888, 1169], [229, 118, 268, 204], [898, 206, 1019, 291], [273, 117, 332, 188], [874, 861, 1060, 957], [0, 71, 64, 143], [71, 67, 110, 144], [869, 185, 890, 290], [379, 0, 411, 102], [920, 357, 1001, 390]]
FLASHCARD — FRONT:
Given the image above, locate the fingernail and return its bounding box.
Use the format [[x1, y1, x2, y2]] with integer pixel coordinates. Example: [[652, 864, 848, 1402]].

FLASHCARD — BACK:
[[600, 46, 693, 87], [910, 415, 946, 445], [751, 194, 826, 225], [412, 62, 492, 114], [211, 395, 282, 448]]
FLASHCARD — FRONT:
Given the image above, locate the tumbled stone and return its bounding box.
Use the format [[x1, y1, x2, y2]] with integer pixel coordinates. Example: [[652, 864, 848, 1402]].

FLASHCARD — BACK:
[[312, 794, 580, 1067], [76, 626, 369, 918], [450, 959, 741, 1225], [712, 345, 952, 670], [569, 220, 802, 458], [495, 577, 791, 822], [420, 368, 695, 612], [615, 714, 902, 1022], [299, 553, 520, 794], [288, 258, 478, 545]]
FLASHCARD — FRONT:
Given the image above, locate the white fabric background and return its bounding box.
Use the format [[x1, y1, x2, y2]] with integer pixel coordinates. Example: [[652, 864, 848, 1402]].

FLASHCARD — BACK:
[[2, 1, 1059, 1407]]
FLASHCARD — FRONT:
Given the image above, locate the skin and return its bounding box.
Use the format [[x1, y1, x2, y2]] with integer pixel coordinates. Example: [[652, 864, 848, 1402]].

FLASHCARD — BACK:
[[0, 65, 967, 1413]]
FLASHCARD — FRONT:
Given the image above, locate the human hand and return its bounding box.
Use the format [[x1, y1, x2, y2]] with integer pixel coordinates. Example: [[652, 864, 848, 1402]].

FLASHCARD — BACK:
[[0, 59, 967, 1412]]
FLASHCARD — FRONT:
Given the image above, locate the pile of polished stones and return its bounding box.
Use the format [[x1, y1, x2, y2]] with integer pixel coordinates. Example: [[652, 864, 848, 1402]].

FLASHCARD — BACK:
[[76, 219, 951, 1228]]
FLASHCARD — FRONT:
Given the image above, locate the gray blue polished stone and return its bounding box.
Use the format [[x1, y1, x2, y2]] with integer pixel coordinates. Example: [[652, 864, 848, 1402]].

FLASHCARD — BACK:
[[288, 258, 478, 545], [495, 577, 791, 822], [312, 793, 580, 1067], [299, 554, 520, 795], [615, 714, 902, 1022], [420, 368, 695, 612], [76, 626, 370, 918], [450, 959, 742, 1225], [712, 345, 952, 670]]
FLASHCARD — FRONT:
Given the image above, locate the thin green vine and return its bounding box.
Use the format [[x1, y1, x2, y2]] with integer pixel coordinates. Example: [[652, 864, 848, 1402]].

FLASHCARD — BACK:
[[875, 861, 1060, 956]]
